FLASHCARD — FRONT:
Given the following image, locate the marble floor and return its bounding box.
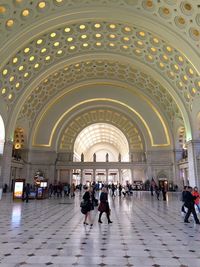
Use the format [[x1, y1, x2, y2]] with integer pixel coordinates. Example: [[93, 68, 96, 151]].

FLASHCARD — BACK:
[[0, 191, 200, 267]]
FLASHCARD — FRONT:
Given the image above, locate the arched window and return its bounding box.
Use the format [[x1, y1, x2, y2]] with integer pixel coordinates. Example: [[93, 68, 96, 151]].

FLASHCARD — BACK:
[[0, 115, 5, 154]]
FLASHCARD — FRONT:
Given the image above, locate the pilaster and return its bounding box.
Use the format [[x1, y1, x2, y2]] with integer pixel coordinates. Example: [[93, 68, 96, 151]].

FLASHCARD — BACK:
[[187, 140, 200, 188], [106, 169, 108, 184], [0, 140, 13, 188], [118, 168, 122, 184], [80, 169, 83, 184], [173, 149, 183, 188]]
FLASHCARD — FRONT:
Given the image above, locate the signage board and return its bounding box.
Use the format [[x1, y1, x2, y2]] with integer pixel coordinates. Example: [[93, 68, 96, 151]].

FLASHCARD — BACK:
[[40, 181, 47, 188], [13, 180, 24, 199]]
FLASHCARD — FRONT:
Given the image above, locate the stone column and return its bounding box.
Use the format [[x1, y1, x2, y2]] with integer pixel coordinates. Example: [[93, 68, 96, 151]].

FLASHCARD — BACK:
[[145, 151, 152, 180], [80, 169, 83, 185], [130, 152, 133, 162], [106, 169, 108, 184], [131, 168, 134, 184], [93, 169, 96, 182], [187, 140, 200, 188], [69, 169, 73, 186], [118, 168, 122, 184], [173, 149, 183, 189], [0, 140, 13, 188], [184, 168, 189, 185], [57, 169, 60, 182]]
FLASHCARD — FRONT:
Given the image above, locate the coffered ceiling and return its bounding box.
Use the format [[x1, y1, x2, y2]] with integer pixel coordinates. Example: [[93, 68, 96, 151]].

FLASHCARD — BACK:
[[0, 0, 199, 149]]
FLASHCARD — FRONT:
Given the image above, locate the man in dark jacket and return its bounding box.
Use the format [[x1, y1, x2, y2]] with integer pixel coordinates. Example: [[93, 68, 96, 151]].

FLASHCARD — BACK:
[[184, 186, 200, 224], [181, 186, 187, 213], [25, 183, 30, 203]]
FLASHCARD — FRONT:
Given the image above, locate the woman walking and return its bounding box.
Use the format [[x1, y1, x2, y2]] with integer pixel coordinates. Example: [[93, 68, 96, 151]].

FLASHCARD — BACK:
[[81, 187, 93, 226], [98, 187, 112, 224]]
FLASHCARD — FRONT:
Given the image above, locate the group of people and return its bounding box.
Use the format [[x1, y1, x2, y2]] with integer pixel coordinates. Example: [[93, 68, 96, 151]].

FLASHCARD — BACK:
[[48, 182, 78, 198], [150, 179, 167, 201], [109, 182, 138, 197], [81, 186, 112, 226], [181, 186, 200, 224], [80, 181, 146, 225]]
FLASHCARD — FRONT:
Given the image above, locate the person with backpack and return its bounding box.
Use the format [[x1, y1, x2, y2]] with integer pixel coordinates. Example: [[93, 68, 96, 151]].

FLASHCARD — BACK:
[[81, 187, 93, 226]]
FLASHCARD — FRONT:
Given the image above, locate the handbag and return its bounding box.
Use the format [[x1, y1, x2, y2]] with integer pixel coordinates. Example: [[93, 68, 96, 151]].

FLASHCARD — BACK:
[[80, 200, 87, 208], [90, 203, 94, 210]]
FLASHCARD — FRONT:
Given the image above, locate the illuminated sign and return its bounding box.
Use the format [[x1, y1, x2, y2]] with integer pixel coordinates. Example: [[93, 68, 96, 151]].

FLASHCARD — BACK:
[[40, 181, 47, 188], [14, 181, 24, 199]]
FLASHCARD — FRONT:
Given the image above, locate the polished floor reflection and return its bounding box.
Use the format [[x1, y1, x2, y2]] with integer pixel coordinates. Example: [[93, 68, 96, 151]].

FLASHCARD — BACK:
[[0, 191, 200, 267]]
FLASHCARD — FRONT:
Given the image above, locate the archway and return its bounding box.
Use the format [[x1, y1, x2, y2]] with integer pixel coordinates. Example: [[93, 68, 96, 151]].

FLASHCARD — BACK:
[[72, 122, 133, 184], [73, 123, 129, 162]]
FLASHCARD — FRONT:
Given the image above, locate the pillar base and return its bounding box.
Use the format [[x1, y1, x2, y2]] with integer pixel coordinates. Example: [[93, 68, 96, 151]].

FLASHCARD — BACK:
[[0, 188, 3, 200]]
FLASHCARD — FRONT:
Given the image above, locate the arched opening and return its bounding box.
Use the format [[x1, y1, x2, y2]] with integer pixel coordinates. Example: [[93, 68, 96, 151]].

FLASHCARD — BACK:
[[73, 123, 131, 184], [0, 115, 5, 155], [73, 123, 129, 162]]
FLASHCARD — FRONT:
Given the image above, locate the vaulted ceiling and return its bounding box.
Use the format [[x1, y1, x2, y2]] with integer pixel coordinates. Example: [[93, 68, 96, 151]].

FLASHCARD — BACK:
[[0, 0, 199, 151]]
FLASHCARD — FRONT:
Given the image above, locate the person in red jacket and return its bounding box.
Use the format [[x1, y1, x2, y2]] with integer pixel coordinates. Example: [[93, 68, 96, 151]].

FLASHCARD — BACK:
[[192, 186, 200, 213], [184, 186, 200, 224]]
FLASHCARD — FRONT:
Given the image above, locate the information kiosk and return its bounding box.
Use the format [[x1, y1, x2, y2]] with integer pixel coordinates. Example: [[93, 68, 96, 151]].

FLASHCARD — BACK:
[[13, 179, 25, 200], [36, 181, 48, 199]]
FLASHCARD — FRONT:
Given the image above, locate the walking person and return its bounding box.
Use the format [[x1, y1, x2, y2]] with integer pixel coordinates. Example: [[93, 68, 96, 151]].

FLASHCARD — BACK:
[[111, 183, 116, 197], [181, 186, 187, 213], [98, 187, 112, 224], [161, 185, 167, 201], [184, 186, 200, 224], [150, 178, 155, 196], [63, 184, 69, 198], [192, 186, 200, 213], [122, 186, 126, 197], [155, 185, 160, 200], [81, 187, 93, 226], [118, 183, 122, 197], [48, 183, 53, 198], [71, 183, 76, 198], [24, 183, 30, 203]]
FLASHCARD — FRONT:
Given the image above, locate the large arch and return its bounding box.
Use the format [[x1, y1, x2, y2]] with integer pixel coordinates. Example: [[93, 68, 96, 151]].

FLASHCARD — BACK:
[[58, 108, 145, 154], [30, 86, 171, 149], [1, 20, 197, 141], [0, 0, 199, 190], [16, 57, 184, 127]]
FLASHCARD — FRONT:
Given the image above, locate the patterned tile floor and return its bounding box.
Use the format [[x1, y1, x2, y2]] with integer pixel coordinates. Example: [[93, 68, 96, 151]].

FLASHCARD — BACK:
[[0, 191, 200, 267]]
